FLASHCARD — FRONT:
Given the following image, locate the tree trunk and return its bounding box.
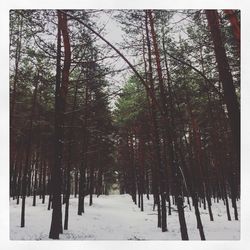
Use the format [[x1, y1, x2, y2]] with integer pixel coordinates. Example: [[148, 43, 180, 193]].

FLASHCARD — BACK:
[[192, 193, 206, 240], [32, 159, 38, 206], [49, 10, 71, 239], [42, 161, 46, 204], [74, 169, 78, 198], [205, 10, 240, 176], [21, 72, 39, 227], [144, 10, 165, 231], [64, 73, 79, 229]]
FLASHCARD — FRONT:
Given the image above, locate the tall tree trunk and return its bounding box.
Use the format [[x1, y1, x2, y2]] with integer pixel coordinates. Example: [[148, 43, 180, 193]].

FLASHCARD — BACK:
[[149, 10, 190, 235], [10, 15, 23, 198], [144, 12, 163, 229], [20, 73, 39, 227], [49, 12, 63, 239], [205, 10, 240, 178], [64, 74, 79, 229], [78, 80, 89, 215], [10, 15, 22, 119], [49, 10, 71, 239]]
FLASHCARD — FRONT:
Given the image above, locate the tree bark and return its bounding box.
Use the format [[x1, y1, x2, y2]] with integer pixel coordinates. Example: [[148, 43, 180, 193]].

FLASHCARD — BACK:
[[20, 73, 39, 227], [144, 11, 163, 229], [64, 73, 80, 229], [205, 10, 240, 174], [49, 10, 71, 239]]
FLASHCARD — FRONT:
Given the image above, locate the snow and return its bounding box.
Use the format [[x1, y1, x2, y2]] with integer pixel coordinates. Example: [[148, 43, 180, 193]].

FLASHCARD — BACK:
[[10, 195, 240, 240]]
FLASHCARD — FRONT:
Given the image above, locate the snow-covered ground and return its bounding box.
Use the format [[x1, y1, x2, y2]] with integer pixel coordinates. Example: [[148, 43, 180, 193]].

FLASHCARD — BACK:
[[10, 195, 240, 240]]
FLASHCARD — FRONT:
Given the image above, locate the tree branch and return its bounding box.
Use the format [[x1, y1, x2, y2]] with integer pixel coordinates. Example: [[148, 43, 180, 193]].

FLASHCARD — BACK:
[[58, 10, 163, 115]]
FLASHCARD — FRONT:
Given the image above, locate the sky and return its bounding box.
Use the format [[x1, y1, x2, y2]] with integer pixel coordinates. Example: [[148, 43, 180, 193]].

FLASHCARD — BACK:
[[91, 10, 192, 109], [92, 10, 137, 109]]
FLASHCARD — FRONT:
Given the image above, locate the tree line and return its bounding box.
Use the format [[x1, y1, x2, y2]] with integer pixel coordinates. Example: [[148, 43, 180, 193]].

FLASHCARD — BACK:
[[114, 9, 240, 240], [10, 9, 240, 240], [10, 10, 115, 239]]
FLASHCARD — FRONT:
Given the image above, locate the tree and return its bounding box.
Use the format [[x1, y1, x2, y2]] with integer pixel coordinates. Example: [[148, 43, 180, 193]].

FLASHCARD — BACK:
[[9, 9, 240, 241], [205, 10, 240, 186], [49, 10, 71, 239]]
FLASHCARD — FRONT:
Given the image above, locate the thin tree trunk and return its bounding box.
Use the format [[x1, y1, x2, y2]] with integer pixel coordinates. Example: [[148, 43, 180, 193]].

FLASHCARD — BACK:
[[144, 10, 165, 231], [74, 169, 78, 198], [41, 160, 46, 204], [89, 165, 94, 206], [32, 159, 38, 206], [64, 73, 80, 229], [21, 72, 39, 227]]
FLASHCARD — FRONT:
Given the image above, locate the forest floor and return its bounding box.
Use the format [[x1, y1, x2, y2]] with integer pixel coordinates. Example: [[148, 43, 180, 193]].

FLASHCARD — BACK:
[[10, 194, 240, 240]]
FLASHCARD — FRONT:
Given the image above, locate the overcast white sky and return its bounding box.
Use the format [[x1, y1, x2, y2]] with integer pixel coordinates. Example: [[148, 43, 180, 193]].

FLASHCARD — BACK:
[[91, 9, 193, 108], [92, 10, 135, 108]]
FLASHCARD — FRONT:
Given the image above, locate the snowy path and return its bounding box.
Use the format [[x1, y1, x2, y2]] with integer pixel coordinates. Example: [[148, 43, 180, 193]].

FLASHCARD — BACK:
[[10, 195, 240, 240]]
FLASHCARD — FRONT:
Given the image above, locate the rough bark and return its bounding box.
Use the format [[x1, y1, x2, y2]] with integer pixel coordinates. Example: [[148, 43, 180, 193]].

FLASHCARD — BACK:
[[205, 10, 240, 173], [49, 10, 71, 239]]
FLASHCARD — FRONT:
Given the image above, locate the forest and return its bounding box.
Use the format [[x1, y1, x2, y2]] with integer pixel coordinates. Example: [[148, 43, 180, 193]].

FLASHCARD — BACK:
[[9, 9, 240, 240]]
